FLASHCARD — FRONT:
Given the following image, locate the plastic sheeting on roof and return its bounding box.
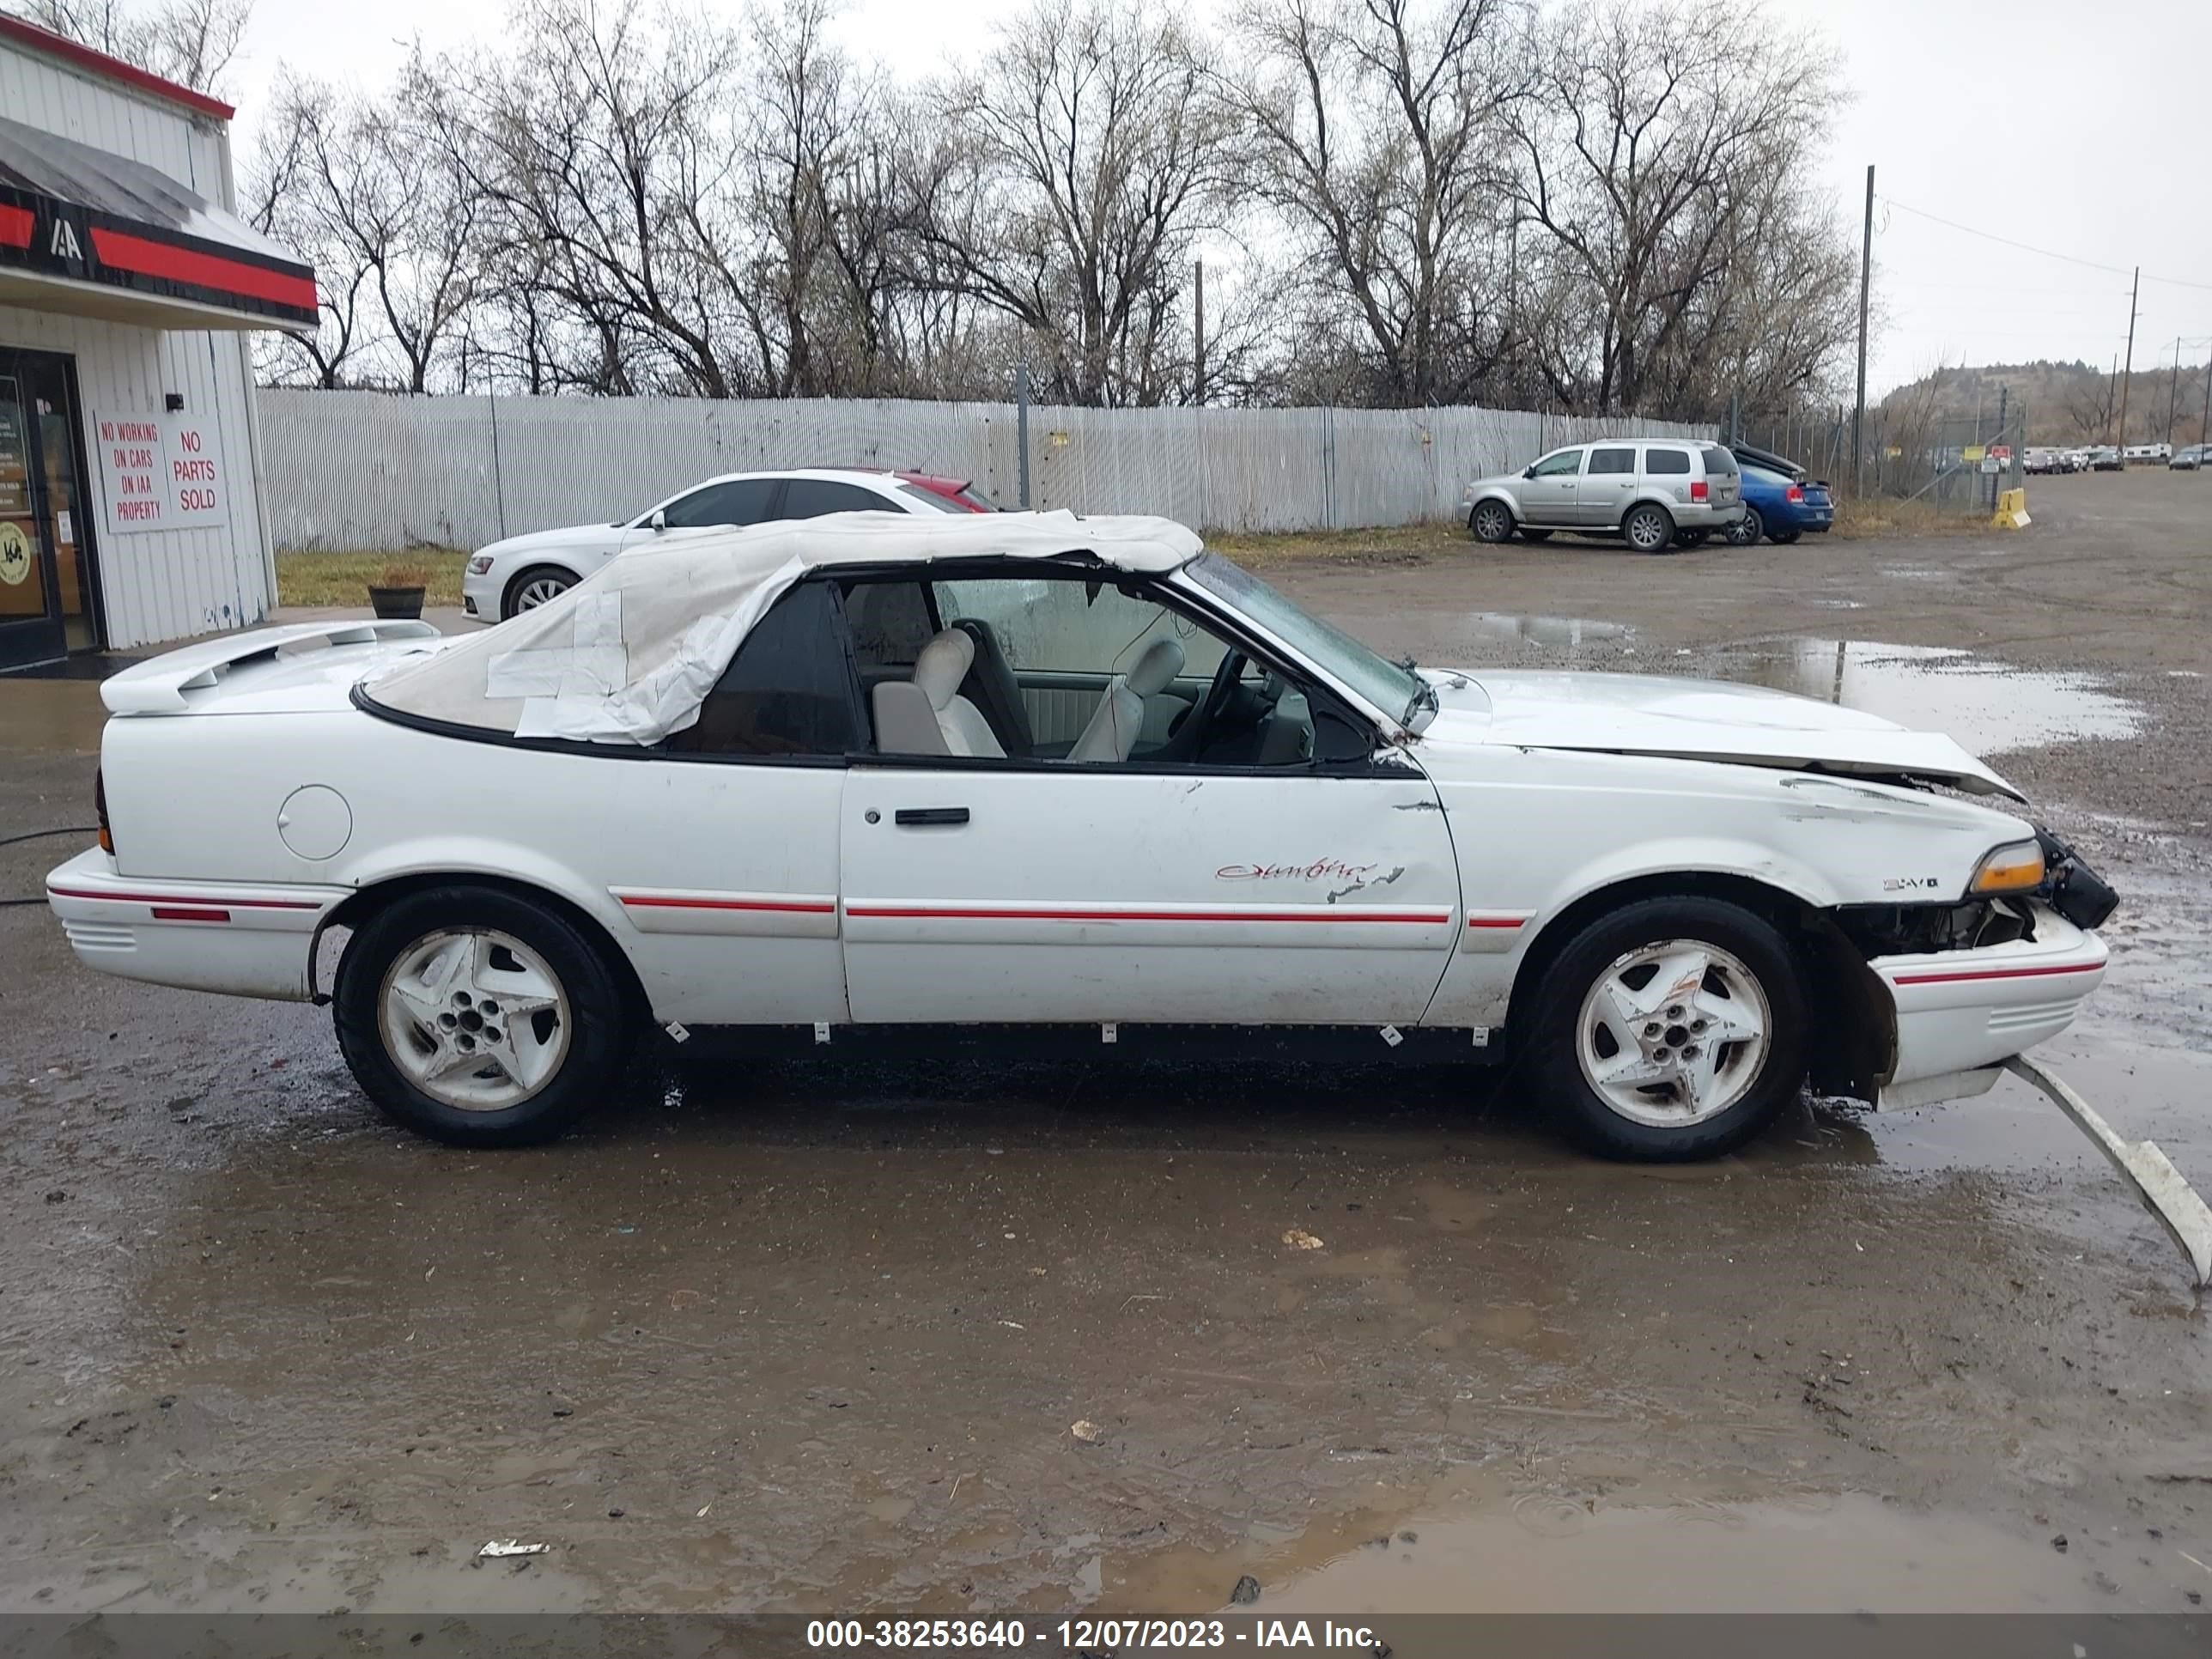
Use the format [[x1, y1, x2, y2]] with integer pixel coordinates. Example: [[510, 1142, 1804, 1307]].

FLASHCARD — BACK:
[[364, 510, 1205, 747]]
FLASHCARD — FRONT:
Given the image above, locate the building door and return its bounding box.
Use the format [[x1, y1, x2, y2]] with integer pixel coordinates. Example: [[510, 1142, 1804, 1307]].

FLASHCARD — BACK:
[[0, 349, 100, 671]]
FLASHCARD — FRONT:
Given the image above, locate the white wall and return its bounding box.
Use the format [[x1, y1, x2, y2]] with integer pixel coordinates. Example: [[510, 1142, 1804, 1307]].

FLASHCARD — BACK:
[[0, 37, 273, 648]]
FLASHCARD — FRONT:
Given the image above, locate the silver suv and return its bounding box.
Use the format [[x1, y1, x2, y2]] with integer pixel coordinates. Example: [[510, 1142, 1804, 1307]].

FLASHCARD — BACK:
[[1463, 440, 1745, 553]]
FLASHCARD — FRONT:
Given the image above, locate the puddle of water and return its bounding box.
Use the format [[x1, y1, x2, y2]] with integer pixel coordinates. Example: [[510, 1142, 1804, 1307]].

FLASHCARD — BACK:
[[1138, 1490, 2164, 1616], [1468, 612, 1632, 648], [1696, 639, 2141, 753], [0, 678, 106, 755]]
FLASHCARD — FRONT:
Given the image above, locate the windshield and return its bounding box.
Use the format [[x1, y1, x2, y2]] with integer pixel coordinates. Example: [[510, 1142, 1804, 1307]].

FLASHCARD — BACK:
[[1183, 552, 1423, 724]]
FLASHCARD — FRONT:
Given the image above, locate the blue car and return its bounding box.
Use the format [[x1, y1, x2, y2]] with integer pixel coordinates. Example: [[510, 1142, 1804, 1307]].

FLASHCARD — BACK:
[[1726, 464, 1834, 545]]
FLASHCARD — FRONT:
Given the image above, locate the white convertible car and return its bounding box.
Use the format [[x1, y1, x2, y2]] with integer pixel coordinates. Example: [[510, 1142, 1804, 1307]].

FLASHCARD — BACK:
[[47, 513, 2117, 1159]]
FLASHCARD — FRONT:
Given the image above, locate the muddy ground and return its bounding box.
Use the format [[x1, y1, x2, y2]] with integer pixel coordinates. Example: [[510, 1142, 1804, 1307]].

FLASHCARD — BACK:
[[1, 469, 2208, 1618]]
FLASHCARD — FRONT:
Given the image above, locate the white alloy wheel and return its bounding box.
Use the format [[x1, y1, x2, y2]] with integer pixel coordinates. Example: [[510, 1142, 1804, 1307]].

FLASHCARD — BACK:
[[514, 572, 573, 611], [1572, 939, 1771, 1127], [377, 928, 573, 1111]]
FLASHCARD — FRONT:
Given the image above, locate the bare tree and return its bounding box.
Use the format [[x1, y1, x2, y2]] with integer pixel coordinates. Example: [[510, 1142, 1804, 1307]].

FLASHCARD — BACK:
[[21, 0, 250, 93], [906, 0, 1238, 405], [1504, 0, 1854, 417], [1225, 0, 1526, 405]]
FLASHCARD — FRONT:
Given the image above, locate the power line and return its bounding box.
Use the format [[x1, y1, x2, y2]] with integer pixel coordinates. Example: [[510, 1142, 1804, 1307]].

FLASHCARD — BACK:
[[1875, 196, 2212, 295]]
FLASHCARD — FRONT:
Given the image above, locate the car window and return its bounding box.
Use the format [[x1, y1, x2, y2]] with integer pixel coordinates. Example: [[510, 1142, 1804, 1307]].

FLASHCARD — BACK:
[[657, 477, 781, 529], [1643, 448, 1691, 476], [1528, 449, 1584, 478], [783, 478, 896, 519], [1586, 447, 1635, 476], [1699, 446, 1740, 476], [933, 575, 1231, 678], [895, 483, 965, 514], [659, 580, 862, 757], [843, 580, 935, 671]]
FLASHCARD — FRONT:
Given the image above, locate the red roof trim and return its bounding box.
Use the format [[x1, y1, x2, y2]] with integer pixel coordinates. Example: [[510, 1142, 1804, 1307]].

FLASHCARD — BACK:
[[88, 225, 319, 313], [0, 15, 235, 121], [0, 203, 32, 249]]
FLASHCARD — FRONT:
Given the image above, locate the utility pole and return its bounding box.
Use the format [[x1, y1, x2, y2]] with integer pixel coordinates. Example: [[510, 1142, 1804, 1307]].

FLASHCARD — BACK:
[[1016, 362, 1032, 510], [1852, 164, 1874, 495], [2167, 335, 2183, 447], [1193, 258, 1206, 408], [2115, 265, 2140, 456], [2201, 343, 2211, 448], [2105, 354, 2118, 436]]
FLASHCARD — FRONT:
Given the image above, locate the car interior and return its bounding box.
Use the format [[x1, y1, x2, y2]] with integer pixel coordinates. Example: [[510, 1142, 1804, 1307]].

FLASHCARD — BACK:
[[661, 565, 1336, 767]]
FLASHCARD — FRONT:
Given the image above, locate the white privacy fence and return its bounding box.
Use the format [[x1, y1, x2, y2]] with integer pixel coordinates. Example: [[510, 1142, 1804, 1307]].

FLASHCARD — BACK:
[[258, 390, 1713, 550]]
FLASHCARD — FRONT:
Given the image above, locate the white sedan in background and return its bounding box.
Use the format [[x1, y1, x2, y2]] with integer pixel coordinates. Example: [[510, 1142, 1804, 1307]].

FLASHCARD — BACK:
[[50, 513, 2116, 1162], [459, 466, 994, 621]]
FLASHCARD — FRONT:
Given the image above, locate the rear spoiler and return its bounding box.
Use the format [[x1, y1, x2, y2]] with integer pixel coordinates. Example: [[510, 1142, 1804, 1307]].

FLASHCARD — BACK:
[[102, 620, 442, 715]]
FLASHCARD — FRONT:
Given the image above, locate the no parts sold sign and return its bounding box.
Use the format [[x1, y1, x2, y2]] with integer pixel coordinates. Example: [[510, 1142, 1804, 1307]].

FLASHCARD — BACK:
[[94, 412, 229, 535]]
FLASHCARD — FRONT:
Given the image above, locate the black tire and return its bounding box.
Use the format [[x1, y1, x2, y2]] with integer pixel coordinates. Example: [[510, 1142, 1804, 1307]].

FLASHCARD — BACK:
[[1726, 507, 1764, 546], [1674, 528, 1711, 549], [334, 884, 633, 1147], [1469, 499, 1516, 544], [502, 564, 577, 619], [1622, 502, 1675, 554], [1521, 896, 1807, 1162], [1769, 527, 1802, 545], [1518, 527, 1553, 542]]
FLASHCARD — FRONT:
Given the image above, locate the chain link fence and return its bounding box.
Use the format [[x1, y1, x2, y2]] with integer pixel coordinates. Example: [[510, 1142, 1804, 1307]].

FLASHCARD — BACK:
[[259, 390, 1711, 551], [1734, 402, 2027, 514]]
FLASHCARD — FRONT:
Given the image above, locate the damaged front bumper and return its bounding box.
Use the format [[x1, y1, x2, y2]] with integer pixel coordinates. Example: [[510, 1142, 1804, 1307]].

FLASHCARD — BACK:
[[1868, 897, 2109, 1107]]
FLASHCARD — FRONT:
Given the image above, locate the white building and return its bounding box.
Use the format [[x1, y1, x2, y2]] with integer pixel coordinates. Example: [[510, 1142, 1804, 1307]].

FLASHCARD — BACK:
[[0, 14, 314, 672]]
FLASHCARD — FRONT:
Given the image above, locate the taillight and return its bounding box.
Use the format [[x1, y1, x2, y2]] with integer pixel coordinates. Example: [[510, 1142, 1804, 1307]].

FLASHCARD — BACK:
[[1786, 485, 1804, 502], [1690, 480, 1709, 501], [94, 768, 113, 855]]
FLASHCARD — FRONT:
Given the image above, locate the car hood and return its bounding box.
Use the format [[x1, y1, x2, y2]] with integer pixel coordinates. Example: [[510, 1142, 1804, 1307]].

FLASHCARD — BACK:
[[1413, 667, 2023, 799], [476, 521, 629, 561]]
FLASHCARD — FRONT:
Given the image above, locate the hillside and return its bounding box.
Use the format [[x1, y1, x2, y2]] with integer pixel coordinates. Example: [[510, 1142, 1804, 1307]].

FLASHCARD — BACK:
[[1881, 359, 2210, 447]]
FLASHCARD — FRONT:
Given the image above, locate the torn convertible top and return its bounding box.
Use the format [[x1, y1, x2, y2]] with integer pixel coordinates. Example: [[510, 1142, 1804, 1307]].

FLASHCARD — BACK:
[[363, 510, 1204, 747]]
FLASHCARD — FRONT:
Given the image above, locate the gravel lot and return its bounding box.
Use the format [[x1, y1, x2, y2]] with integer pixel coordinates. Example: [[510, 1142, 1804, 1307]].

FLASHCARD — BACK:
[[1, 469, 2207, 1617]]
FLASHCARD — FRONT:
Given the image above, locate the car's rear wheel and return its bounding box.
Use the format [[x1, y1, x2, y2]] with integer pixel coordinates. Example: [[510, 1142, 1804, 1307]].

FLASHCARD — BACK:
[[503, 565, 576, 618], [1518, 527, 1553, 542], [1522, 896, 1806, 1161], [1623, 503, 1675, 554], [1470, 500, 1515, 543], [334, 885, 633, 1147], [1726, 507, 1764, 546]]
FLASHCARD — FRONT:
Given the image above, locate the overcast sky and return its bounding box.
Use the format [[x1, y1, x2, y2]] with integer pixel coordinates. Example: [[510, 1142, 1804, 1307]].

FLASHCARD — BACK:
[[216, 0, 2212, 400]]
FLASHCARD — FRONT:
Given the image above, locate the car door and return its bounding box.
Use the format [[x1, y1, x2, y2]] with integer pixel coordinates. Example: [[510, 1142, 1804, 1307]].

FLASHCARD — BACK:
[[1516, 447, 1586, 525], [836, 568, 1462, 1026], [1575, 444, 1638, 527]]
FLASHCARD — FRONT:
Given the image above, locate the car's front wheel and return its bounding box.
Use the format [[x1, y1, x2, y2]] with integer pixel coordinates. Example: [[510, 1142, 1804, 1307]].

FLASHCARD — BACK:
[[1726, 507, 1764, 546], [1469, 500, 1516, 543], [503, 564, 577, 618], [334, 885, 633, 1147], [1522, 896, 1806, 1161], [1622, 503, 1675, 554]]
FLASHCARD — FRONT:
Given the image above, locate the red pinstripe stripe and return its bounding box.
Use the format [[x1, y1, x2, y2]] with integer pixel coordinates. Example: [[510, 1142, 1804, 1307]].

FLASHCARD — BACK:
[[618, 894, 836, 915], [1889, 962, 2103, 988], [843, 904, 1451, 924], [48, 885, 321, 910]]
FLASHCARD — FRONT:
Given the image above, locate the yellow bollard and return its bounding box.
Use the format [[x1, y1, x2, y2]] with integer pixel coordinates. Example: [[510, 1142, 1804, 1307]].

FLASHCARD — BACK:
[[1990, 487, 2032, 529]]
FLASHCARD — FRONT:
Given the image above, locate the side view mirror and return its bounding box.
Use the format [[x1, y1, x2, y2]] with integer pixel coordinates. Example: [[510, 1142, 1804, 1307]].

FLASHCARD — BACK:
[[651, 508, 668, 532], [1522, 465, 1537, 479]]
